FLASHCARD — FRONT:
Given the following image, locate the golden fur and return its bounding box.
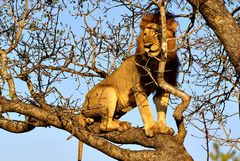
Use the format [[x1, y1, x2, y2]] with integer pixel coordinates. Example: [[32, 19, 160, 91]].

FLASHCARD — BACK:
[[80, 12, 179, 137]]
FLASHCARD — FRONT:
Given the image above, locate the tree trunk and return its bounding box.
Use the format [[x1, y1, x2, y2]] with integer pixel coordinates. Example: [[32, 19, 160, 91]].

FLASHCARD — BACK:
[[187, 0, 240, 76]]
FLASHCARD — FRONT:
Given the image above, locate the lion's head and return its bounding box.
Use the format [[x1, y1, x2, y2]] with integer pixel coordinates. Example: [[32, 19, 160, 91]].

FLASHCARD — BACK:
[[136, 12, 177, 57]]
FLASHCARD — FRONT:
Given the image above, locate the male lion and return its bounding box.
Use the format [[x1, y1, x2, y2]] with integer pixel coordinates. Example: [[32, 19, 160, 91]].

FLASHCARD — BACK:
[[80, 11, 179, 137]]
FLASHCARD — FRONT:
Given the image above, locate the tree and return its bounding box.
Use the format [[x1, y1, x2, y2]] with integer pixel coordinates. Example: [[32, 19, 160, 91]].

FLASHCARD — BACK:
[[0, 0, 239, 161]]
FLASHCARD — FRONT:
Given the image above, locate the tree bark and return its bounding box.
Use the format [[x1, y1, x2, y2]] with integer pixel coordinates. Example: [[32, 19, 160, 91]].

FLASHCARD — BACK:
[[187, 0, 240, 76], [0, 96, 193, 161], [66, 123, 194, 161]]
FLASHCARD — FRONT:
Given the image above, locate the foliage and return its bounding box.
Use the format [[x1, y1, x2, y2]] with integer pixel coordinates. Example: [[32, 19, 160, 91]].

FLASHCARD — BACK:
[[210, 143, 240, 161]]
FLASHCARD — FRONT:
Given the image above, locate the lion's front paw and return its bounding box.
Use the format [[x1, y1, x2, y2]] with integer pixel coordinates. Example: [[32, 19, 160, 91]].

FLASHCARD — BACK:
[[118, 121, 131, 131], [145, 123, 175, 137], [160, 126, 175, 135], [144, 123, 161, 137], [157, 122, 175, 135]]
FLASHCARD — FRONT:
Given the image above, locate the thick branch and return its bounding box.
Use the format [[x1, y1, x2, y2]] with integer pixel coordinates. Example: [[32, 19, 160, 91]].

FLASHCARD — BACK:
[[187, 0, 240, 76], [153, 0, 191, 141], [0, 118, 35, 133], [157, 57, 190, 140], [0, 51, 17, 99], [0, 96, 62, 127], [64, 121, 193, 161], [102, 127, 182, 149], [0, 95, 192, 160]]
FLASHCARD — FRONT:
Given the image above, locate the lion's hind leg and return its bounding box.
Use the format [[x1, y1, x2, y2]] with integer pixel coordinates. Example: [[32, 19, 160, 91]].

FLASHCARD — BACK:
[[82, 85, 130, 132]]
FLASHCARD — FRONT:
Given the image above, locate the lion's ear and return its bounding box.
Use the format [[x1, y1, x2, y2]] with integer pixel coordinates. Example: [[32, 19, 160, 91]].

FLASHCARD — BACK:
[[166, 19, 178, 32]]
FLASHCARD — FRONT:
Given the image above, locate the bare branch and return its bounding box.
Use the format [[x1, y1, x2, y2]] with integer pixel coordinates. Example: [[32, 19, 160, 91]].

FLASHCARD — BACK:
[[152, 0, 191, 141], [0, 96, 62, 127]]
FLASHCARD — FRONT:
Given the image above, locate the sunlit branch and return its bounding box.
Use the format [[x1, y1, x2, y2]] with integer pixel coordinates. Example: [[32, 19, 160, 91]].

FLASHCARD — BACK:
[[0, 0, 29, 100], [0, 96, 61, 127], [152, 0, 191, 141], [0, 118, 35, 133]]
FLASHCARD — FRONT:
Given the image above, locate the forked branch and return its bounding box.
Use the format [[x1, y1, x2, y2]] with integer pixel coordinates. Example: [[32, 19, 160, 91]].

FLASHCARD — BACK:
[[154, 0, 191, 141], [157, 56, 190, 140]]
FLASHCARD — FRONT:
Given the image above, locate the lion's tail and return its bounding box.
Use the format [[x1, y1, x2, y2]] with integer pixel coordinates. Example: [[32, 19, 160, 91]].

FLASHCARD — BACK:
[[77, 113, 94, 161], [78, 141, 83, 161]]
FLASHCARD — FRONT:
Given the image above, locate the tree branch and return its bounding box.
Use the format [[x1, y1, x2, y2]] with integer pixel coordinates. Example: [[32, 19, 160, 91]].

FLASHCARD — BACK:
[[152, 0, 191, 141], [0, 96, 62, 127], [101, 127, 181, 149], [187, 0, 240, 76], [0, 118, 35, 133], [64, 121, 193, 161], [0, 93, 193, 161]]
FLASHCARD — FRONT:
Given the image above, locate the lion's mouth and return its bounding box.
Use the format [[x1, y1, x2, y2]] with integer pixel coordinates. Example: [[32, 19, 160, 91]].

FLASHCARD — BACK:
[[144, 43, 161, 56]]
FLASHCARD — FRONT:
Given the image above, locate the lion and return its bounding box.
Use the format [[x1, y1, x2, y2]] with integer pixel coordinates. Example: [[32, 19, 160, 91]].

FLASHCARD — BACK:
[[80, 11, 179, 137]]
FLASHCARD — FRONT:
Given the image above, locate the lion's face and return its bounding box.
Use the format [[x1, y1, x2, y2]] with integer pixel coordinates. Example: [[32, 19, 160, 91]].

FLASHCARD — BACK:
[[142, 23, 161, 57], [137, 13, 177, 58]]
